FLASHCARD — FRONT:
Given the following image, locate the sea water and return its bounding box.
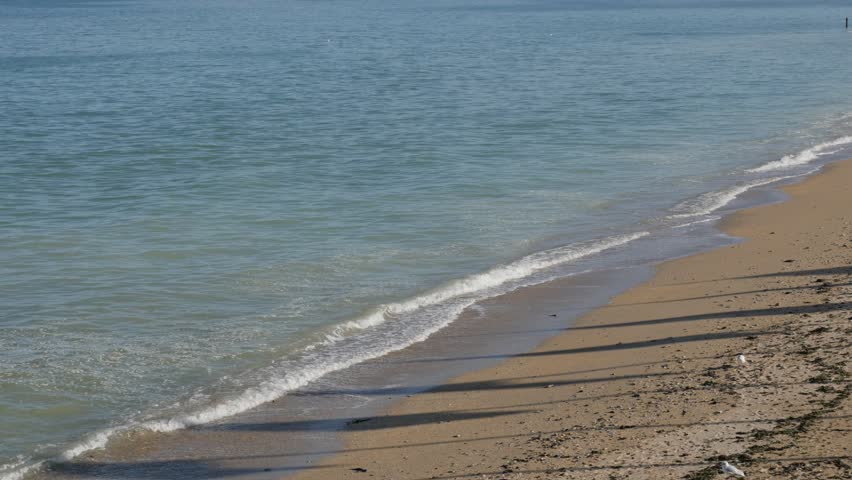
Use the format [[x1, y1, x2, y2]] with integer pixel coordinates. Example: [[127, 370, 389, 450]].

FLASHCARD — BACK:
[[3, 0, 852, 477]]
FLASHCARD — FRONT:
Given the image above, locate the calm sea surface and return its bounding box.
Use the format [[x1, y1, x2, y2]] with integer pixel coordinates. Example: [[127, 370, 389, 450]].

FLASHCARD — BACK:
[[3, 0, 852, 476]]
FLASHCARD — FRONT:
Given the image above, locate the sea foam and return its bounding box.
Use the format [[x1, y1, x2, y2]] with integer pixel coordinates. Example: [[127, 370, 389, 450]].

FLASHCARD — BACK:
[[0, 459, 43, 480], [747, 136, 852, 173], [668, 170, 815, 219], [18, 231, 648, 476], [323, 232, 650, 342]]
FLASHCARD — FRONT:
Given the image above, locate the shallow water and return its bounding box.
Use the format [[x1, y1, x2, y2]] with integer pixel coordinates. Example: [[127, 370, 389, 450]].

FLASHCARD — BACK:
[[3, 0, 852, 477]]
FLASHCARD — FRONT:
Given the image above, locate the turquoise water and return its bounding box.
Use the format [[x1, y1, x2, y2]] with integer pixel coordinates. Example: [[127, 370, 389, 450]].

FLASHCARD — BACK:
[[3, 0, 852, 476]]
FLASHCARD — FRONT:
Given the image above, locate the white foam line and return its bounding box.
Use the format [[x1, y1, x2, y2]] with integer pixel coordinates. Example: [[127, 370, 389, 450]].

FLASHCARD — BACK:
[[326, 231, 650, 338], [58, 428, 123, 461], [139, 232, 650, 431], [0, 460, 43, 480], [747, 135, 852, 173], [669, 170, 815, 219], [672, 216, 721, 229], [16, 231, 648, 473]]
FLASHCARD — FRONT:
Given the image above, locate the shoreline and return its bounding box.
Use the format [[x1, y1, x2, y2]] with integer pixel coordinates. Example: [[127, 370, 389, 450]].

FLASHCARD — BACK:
[[30, 159, 850, 480], [283, 160, 852, 479]]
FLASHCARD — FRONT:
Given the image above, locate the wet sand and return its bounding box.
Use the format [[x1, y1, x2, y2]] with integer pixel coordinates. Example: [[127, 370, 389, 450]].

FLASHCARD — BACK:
[[285, 160, 852, 479]]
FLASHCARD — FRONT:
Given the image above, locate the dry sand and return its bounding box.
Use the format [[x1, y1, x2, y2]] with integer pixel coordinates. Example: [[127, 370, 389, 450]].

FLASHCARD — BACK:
[[288, 160, 852, 480]]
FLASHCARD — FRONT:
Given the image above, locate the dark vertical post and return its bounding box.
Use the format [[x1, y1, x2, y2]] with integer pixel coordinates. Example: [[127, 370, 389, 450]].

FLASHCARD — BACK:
[[847, 17, 849, 29]]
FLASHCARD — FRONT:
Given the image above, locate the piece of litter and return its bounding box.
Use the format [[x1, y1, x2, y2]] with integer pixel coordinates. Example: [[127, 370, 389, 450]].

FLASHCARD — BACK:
[[720, 460, 745, 477]]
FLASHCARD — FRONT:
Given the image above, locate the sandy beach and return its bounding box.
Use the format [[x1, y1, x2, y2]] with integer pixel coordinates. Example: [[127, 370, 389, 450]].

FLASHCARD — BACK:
[[285, 161, 852, 479], [10, 4, 852, 479]]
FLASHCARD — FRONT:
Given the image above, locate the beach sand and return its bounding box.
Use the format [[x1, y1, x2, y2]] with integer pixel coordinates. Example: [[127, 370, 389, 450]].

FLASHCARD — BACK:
[[286, 160, 852, 479]]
